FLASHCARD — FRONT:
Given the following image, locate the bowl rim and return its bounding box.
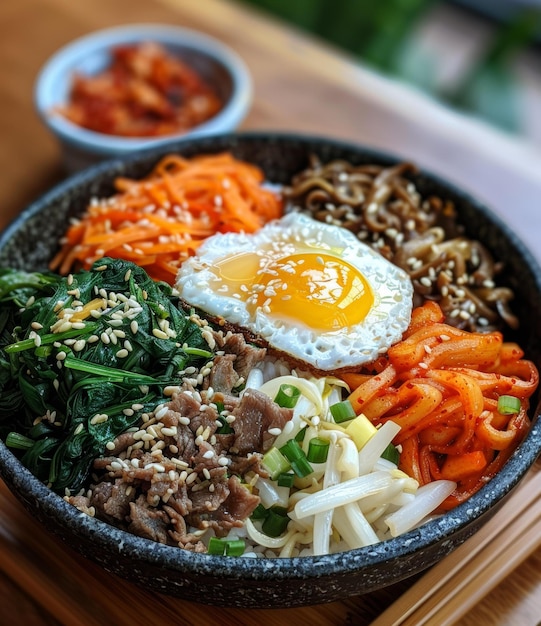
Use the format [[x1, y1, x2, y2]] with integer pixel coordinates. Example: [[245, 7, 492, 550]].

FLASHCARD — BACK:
[[33, 23, 253, 155], [1, 130, 540, 582]]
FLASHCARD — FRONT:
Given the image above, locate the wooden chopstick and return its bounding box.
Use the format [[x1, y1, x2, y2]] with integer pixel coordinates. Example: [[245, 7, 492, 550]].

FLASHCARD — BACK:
[[372, 461, 541, 625]]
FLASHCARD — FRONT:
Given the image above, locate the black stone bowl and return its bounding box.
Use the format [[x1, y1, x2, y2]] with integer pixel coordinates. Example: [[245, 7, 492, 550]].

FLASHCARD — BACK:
[[0, 132, 540, 609]]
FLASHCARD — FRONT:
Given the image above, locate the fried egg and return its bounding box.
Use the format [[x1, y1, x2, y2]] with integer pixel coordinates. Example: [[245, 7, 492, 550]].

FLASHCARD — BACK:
[[176, 213, 413, 371]]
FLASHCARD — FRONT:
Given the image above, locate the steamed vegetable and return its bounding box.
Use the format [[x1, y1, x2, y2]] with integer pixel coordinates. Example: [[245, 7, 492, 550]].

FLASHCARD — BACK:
[[0, 258, 212, 493]]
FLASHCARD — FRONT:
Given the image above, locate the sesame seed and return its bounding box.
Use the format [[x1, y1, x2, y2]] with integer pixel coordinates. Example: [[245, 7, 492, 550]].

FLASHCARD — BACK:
[[107, 319, 124, 327], [142, 461, 162, 472], [154, 405, 169, 419], [152, 328, 169, 340], [55, 321, 73, 334], [161, 426, 178, 437], [31, 322, 43, 330], [90, 414, 109, 425]]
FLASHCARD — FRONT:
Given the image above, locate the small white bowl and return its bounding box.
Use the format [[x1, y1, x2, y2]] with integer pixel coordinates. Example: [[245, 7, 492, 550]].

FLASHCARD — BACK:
[[34, 23, 252, 171]]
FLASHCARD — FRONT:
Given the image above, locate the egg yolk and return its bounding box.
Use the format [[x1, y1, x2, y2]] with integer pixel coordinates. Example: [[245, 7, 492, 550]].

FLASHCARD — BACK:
[[214, 250, 374, 331]]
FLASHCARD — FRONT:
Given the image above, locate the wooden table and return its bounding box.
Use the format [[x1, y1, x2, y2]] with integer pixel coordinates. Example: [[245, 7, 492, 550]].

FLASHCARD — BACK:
[[1, 1, 541, 624]]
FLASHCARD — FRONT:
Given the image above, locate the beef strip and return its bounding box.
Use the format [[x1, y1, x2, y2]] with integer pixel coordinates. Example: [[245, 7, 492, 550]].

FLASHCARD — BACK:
[[128, 495, 172, 544], [231, 388, 293, 454], [208, 353, 239, 393], [73, 327, 295, 554], [90, 479, 136, 522], [218, 332, 267, 379], [186, 476, 260, 534]]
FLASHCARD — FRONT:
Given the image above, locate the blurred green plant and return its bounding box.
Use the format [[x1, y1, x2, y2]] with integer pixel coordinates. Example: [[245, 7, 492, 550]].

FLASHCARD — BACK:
[[235, 0, 541, 135], [445, 8, 541, 132]]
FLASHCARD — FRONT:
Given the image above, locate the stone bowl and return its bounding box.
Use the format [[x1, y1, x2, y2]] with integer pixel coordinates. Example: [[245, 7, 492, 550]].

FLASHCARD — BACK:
[[0, 132, 539, 608]]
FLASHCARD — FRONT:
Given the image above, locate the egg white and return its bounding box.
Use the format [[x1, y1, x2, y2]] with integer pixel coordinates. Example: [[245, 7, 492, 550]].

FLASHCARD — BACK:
[[176, 213, 413, 371]]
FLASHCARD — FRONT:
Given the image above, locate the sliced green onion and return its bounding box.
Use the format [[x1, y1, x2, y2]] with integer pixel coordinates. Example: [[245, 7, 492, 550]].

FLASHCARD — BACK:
[[279, 438, 313, 477], [330, 399, 356, 423], [279, 439, 304, 462], [497, 395, 521, 415], [5, 432, 34, 450], [261, 506, 290, 537], [250, 503, 268, 520], [262, 446, 291, 480], [381, 443, 400, 465], [224, 539, 245, 556], [207, 537, 245, 556], [294, 426, 307, 442], [290, 455, 313, 478], [307, 437, 330, 463], [274, 384, 301, 408], [277, 472, 295, 488]]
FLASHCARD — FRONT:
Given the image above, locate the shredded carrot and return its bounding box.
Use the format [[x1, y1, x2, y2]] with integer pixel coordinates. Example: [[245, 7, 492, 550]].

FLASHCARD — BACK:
[[342, 301, 539, 511], [50, 152, 283, 282]]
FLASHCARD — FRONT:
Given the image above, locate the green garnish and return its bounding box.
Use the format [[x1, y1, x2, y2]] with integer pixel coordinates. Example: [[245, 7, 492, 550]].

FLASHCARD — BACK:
[[279, 438, 314, 477], [262, 446, 291, 480], [290, 455, 313, 478], [250, 503, 268, 520], [381, 442, 400, 465], [207, 537, 245, 556], [277, 471, 295, 488], [274, 383, 301, 408], [261, 506, 290, 537], [330, 399, 357, 423], [497, 395, 521, 415], [307, 437, 330, 463]]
